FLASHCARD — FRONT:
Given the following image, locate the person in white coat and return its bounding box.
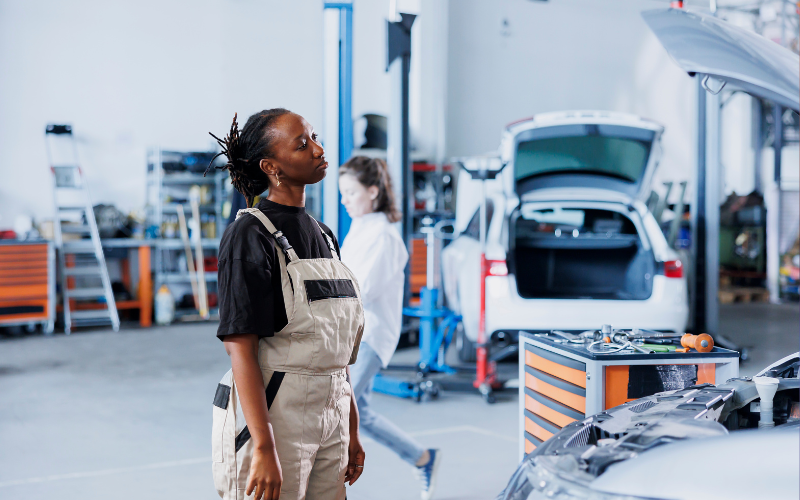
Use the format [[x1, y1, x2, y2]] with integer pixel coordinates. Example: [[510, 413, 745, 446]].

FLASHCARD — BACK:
[[339, 156, 442, 500]]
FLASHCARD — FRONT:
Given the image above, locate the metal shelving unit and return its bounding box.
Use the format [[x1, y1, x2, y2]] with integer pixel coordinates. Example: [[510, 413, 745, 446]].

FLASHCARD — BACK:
[[146, 149, 227, 317]]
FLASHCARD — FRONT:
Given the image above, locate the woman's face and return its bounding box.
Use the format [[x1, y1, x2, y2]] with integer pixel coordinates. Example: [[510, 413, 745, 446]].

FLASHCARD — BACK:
[[261, 113, 328, 185], [339, 173, 378, 218]]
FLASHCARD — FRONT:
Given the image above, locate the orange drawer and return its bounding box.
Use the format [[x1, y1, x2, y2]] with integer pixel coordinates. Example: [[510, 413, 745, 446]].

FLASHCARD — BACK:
[[0, 284, 48, 300], [525, 438, 536, 454], [0, 277, 49, 287], [0, 298, 49, 323], [525, 367, 586, 413], [0, 268, 49, 279], [526, 394, 579, 428], [525, 349, 586, 388], [524, 409, 563, 444], [0, 244, 47, 255], [0, 249, 47, 260], [0, 262, 45, 271]]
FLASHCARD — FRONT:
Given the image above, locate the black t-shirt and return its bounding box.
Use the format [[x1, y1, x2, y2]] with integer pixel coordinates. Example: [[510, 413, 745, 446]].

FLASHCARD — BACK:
[[216, 199, 340, 340]]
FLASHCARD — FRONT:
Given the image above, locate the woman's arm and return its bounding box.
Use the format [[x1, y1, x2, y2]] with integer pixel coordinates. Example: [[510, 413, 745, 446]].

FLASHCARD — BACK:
[[224, 334, 282, 500], [344, 365, 365, 485]]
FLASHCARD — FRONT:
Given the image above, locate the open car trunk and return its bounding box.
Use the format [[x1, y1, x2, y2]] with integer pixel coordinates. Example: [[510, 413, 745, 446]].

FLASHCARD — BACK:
[[510, 207, 655, 300]]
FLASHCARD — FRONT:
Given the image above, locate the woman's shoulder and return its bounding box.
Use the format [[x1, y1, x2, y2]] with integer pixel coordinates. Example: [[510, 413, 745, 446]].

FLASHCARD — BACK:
[[219, 214, 275, 263], [316, 220, 336, 242]]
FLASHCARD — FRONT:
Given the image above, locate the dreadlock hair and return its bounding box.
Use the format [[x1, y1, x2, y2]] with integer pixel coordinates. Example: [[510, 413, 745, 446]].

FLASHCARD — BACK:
[[339, 156, 402, 223], [207, 109, 292, 208]]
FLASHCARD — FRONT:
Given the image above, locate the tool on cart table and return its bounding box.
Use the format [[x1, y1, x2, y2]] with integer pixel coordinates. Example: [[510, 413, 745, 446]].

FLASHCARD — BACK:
[[681, 333, 714, 353], [47, 124, 119, 334], [563, 325, 717, 355], [640, 344, 676, 352]]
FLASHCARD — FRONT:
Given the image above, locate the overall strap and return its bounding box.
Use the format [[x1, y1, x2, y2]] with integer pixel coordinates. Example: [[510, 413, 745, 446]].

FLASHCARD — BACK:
[[236, 208, 300, 262], [309, 216, 339, 261]]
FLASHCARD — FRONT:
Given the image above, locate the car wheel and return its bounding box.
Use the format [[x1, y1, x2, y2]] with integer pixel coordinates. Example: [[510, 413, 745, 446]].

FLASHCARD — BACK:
[[456, 324, 477, 363]]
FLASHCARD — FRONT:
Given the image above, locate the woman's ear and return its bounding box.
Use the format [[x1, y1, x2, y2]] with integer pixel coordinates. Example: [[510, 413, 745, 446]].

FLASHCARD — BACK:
[[259, 158, 274, 176], [260, 159, 283, 182], [367, 185, 379, 201]]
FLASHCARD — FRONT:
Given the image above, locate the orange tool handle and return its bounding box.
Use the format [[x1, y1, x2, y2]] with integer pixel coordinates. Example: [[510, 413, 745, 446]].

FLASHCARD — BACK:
[[681, 333, 714, 353]]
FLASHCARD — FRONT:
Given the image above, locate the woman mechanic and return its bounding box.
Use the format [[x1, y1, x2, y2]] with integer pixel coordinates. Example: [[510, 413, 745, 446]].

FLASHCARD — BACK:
[[210, 109, 366, 500], [338, 157, 442, 500]]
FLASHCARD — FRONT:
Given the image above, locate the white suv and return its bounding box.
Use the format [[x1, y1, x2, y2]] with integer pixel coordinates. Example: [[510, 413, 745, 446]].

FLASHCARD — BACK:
[[442, 111, 689, 360]]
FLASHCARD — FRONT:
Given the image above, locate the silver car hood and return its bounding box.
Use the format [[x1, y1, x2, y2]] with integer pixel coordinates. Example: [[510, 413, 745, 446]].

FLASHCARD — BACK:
[[642, 8, 800, 111], [592, 426, 799, 500], [497, 353, 800, 500]]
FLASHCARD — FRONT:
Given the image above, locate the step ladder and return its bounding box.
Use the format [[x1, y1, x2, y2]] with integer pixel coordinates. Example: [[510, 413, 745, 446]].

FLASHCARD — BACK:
[[46, 124, 119, 334]]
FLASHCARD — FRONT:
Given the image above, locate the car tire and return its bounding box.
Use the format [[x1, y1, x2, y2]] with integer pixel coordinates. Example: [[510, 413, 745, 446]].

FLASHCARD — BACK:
[[456, 324, 477, 363]]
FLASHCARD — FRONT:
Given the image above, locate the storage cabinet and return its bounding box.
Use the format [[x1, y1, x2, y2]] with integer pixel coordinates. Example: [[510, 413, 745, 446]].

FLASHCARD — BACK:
[[519, 331, 739, 459], [0, 242, 55, 332]]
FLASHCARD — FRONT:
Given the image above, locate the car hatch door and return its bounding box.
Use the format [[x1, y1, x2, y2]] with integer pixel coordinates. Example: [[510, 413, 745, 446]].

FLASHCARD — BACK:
[[642, 8, 799, 112], [512, 119, 664, 203]]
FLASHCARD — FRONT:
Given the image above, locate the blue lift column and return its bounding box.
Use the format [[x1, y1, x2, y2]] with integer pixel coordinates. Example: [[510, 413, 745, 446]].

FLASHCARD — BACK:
[[323, 2, 353, 241]]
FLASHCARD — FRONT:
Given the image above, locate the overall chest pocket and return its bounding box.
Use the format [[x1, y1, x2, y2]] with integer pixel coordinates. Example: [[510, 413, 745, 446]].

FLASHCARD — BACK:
[[304, 279, 361, 370]]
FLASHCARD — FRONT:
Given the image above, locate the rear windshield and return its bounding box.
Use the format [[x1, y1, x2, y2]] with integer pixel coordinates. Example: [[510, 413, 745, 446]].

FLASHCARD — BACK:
[[518, 207, 637, 235], [514, 125, 653, 183]]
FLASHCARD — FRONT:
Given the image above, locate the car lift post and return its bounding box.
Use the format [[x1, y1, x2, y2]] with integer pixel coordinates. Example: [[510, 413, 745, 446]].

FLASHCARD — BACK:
[[455, 157, 507, 403], [385, 11, 416, 307], [322, 1, 353, 240]]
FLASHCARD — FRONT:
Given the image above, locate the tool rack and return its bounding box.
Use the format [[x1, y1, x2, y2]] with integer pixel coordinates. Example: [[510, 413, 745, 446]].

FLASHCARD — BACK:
[[146, 149, 227, 318], [518, 331, 739, 460]]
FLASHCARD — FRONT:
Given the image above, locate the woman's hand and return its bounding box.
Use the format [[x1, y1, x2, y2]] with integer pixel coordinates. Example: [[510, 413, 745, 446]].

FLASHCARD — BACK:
[[247, 445, 283, 500], [225, 334, 282, 499], [345, 432, 365, 485], [345, 366, 365, 485]]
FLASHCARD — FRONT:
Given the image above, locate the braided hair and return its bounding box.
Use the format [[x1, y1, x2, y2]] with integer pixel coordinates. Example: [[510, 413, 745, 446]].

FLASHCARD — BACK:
[[339, 156, 402, 223], [206, 109, 292, 207]]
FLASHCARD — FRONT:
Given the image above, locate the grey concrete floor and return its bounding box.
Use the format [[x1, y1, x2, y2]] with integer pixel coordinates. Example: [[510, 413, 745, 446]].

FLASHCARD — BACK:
[[718, 302, 799, 377], [0, 323, 518, 500], [0, 302, 796, 499]]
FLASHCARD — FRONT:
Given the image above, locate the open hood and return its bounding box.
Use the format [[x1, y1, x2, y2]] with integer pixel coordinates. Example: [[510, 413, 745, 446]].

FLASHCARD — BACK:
[[508, 113, 663, 201], [643, 8, 800, 112]]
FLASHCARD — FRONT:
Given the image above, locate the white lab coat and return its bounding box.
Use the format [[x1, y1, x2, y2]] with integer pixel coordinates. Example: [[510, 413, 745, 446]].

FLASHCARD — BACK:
[[340, 212, 408, 367]]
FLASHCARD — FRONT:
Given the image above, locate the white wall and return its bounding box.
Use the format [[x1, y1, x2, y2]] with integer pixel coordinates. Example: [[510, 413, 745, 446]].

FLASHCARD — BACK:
[[0, 0, 324, 227], [445, 0, 699, 201], [351, 0, 423, 149], [2, 0, 768, 230]]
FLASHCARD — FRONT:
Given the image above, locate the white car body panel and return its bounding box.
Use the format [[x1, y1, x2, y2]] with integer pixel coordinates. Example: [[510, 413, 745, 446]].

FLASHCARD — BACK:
[[443, 111, 690, 343], [485, 274, 688, 335]]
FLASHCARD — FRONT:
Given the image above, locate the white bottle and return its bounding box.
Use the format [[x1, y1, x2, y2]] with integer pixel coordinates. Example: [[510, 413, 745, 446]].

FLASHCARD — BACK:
[[155, 285, 175, 326]]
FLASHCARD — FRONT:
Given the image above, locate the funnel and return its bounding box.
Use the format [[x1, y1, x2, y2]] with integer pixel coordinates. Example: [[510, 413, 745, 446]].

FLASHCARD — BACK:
[[754, 376, 779, 428]]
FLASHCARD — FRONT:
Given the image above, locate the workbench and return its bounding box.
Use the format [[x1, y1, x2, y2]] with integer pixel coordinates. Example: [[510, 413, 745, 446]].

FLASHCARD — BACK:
[[98, 238, 220, 327], [98, 239, 154, 328], [518, 330, 739, 460]]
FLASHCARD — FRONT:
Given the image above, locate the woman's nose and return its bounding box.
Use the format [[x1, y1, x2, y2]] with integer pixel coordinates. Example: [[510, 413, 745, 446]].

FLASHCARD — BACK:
[[312, 140, 324, 157]]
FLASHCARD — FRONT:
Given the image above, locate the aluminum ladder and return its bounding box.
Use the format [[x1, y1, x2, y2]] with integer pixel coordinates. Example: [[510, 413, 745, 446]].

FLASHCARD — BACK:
[[46, 124, 119, 334]]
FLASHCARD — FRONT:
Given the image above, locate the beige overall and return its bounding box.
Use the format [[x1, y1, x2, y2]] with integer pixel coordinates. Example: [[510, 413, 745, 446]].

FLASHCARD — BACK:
[[213, 208, 364, 500]]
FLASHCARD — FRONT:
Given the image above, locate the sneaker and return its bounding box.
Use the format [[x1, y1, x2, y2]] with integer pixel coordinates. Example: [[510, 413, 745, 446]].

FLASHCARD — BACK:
[[414, 449, 442, 500]]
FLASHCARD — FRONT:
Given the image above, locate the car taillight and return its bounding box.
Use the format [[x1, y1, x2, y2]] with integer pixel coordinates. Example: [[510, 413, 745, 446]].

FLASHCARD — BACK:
[[487, 260, 508, 276], [664, 259, 683, 278]]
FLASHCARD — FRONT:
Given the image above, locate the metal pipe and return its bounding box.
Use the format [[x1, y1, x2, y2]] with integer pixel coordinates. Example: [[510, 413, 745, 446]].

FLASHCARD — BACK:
[[691, 80, 708, 333]]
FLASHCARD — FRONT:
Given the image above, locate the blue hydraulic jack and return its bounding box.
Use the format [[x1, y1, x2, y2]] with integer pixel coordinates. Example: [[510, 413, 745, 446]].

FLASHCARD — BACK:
[[373, 287, 461, 401]]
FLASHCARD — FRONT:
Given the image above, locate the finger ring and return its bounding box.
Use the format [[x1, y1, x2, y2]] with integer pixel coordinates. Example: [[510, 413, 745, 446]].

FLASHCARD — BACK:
[[355, 465, 364, 468]]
